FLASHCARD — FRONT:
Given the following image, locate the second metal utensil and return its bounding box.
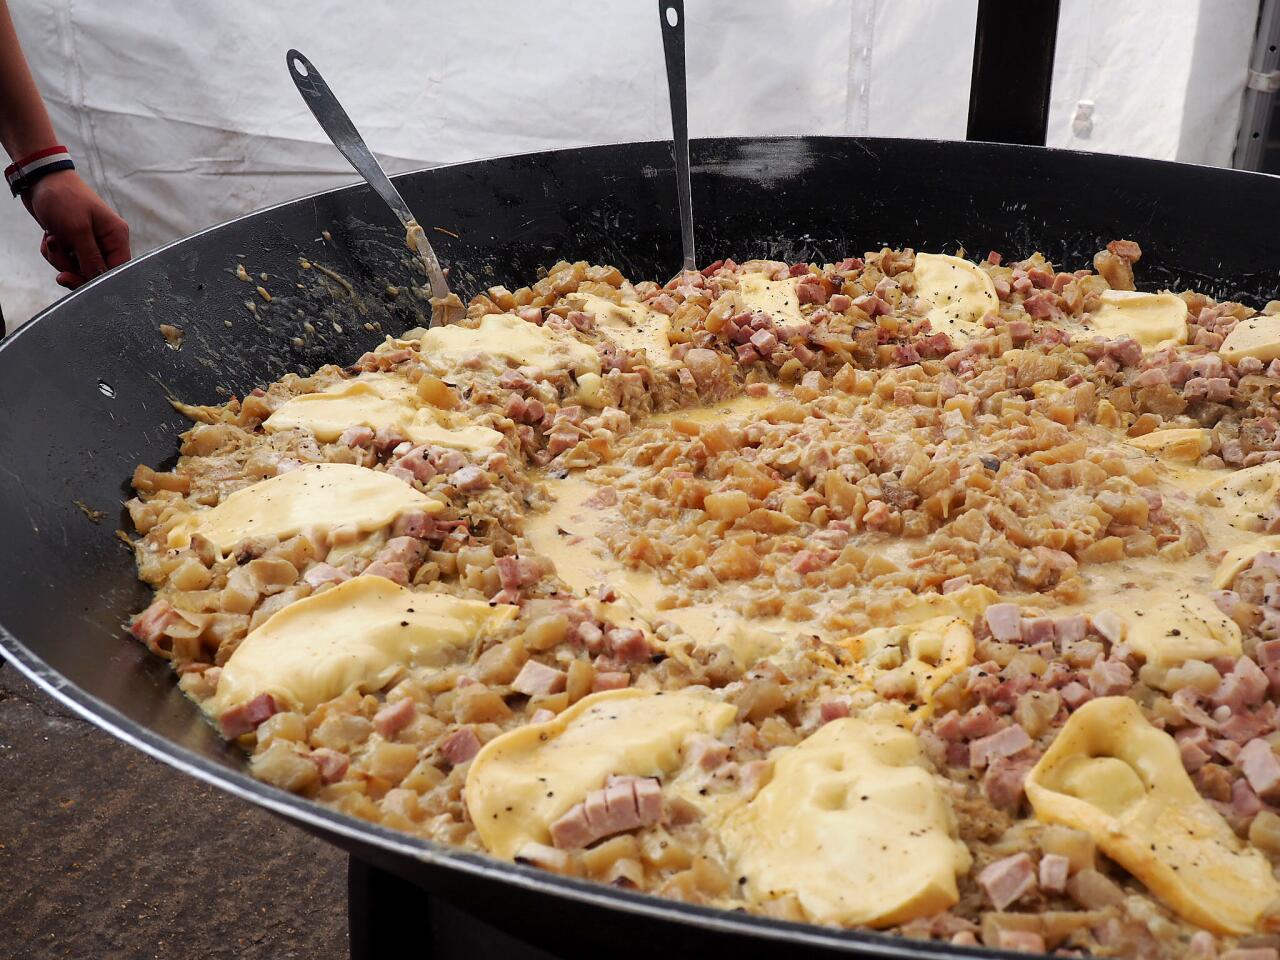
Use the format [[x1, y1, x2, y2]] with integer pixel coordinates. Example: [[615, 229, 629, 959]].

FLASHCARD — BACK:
[[286, 48, 458, 324], [658, 1, 697, 274]]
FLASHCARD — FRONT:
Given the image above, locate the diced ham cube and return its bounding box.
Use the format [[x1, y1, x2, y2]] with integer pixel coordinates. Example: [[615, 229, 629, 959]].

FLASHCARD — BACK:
[[1059, 681, 1093, 709], [958, 704, 1000, 739], [373, 698, 416, 738], [339, 425, 375, 448], [219, 693, 280, 738], [998, 931, 1046, 954], [1240, 739, 1280, 801], [511, 660, 567, 697], [1021, 617, 1056, 645], [685, 734, 730, 770], [128, 598, 180, 652], [1039, 853, 1071, 893], [985, 603, 1023, 642], [362, 560, 409, 585], [606, 627, 651, 663], [309, 747, 349, 784], [970, 724, 1033, 769], [1176, 726, 1212, 772], [303, 562, 351, 588], [451, 465, 490, 492], [978, 852, 1037, 910], [1087, 658, 1133, 696], [982, 756, 1033, 810], [1211, 657, 1270, 712], [820, 699, 851, 722], [1054, 615, 1087, 645], [634, 777, 663, 824], [548, 803, 594, 849], [440, 726, 482, 765], [375, 536, 428, 569], [592, 671, 631, 692]]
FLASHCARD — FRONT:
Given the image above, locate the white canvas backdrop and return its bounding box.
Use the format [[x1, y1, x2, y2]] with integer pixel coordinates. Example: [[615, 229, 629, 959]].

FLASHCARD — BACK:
[[0, 0, 1257, 330]]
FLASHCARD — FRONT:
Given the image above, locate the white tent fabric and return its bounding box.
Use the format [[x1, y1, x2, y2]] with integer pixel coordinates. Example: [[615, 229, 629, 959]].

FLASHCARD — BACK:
[[0, 0, 1257, 330]]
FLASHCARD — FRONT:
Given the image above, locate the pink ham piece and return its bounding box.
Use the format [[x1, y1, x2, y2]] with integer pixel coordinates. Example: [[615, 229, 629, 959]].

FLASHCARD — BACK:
[[819, 699, 851, 722], [511, 660, 567, 697], [440, 726, 482, 766], [1211, 657, 1269, 712], [219, 693, 279, 738], [984, 603, 1023, 642], [373, 698, 416, 738], [970, 724, 1033, 769], [339, 425, 375, 448], [998, 931, 1047, 954], [983, 756, 1034, 810], [1038, 853, 1070, 894], [978, 852, 1037, 910], [605, 627, 651, 663], [128, 598, 180, 653], [1020, 617, 1056, 645], [309, 747, 350, 784], [685, 734, 730, 770], [303, 563, 351, 588], [451, 465, 490, 493], [1176, 726, 1212, 772], [1087, 658, 1133, 696], [375, 536, 428, 570], [1239, 738, 1280, 801], [362, 560, 409, 586], [592, 671, 631, 692], [548, 776, 664, 849]]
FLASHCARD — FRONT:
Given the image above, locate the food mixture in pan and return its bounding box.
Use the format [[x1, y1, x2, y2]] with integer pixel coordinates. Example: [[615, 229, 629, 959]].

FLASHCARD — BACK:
[[127, 242, 1280, 955]]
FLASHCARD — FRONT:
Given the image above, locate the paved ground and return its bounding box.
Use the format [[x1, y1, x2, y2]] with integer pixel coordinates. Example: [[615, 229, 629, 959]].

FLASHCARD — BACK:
[[0, 667, 348, 960]]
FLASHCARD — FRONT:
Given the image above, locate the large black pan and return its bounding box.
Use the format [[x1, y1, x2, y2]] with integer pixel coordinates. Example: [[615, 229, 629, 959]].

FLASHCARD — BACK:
[[2, 137, 1278, 959]]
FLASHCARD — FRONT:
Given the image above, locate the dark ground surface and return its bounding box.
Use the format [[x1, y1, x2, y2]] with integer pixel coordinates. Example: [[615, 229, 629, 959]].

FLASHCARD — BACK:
[[0, 666, 348, 960]]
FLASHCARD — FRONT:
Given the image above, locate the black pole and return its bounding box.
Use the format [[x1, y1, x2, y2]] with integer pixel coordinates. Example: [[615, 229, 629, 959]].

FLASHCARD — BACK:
[[967, 0, 1061, 145]]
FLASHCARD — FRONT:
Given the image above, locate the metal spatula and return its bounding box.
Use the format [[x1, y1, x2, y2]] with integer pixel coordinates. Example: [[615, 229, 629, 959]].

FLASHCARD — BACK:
[[658, 1, 696, 273], [286, 49, 459, 324]]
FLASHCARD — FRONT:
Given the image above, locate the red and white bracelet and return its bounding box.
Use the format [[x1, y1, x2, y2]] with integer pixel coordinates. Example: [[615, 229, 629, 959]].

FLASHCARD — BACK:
[[4, 145, 75, 197]]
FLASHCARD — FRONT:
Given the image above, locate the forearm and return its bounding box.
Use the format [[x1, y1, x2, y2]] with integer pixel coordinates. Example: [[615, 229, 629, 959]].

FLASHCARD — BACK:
[[0, 0, 58, 161]]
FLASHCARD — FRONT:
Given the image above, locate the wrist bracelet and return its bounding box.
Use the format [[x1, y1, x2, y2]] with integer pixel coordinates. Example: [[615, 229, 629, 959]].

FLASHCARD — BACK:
[[4, 145, 75, 197]]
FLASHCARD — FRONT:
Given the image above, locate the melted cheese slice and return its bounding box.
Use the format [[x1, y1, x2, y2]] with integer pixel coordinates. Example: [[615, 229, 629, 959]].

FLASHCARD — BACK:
[[210, 576, 516, 715], [913, 253, 998, 339], [1200, 460, 1280, 530], [1098, 589, 1241, 669], [1026, 696, 1280, 934], [167, 463, 438, 553], [1085, 290, 1189, 350], [846, 616, 975, 717], [415, 313, 600, 375], [1213, 536, 1280, 589], [1221, 313, 1280, 364], [264, 375, 503, 451], [568, 293, 671, 362], [465, 688, 736, 859], [721, 718, 971, 927], [1125, 428, 1211, 464], [737, 274, 803, 324]]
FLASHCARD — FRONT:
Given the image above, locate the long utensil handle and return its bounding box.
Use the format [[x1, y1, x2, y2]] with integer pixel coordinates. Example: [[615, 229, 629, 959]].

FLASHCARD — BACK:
[[658, 1, 696, 273], [286, 49, 451, 303]]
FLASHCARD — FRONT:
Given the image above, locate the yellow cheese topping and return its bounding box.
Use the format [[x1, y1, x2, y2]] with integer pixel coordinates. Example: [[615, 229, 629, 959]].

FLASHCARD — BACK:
[[1124, 428, 1211, 464], [721, 718, 971, 927], [912, 253, 998, 340], [737, 273, 803, 324], [1212, 536, 1280, 590], [465, 688, 736, 859], [211, 575, 516, 715], [167, 462, 439, 553], [1221, 313, 1280, 364], [1026, 697, 1280, 934], [568, 293, 671, 362], [1200, 460, 1280, 531], [1085, 289, 1189, 350], [415, 312, 601, 375], [263, 375, 503, 451], [847, 616, 975, 718], [1098, 589, 1241, 669]]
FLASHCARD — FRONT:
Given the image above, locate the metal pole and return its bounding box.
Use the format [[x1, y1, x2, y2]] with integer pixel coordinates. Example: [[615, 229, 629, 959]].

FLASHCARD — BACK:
[[967, 0, 1062, 145], [1234, 0, 1280, 170]]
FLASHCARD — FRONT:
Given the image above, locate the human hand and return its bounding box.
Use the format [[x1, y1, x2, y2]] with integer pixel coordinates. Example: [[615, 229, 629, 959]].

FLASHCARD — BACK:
[[22, 169, 131, 289]]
